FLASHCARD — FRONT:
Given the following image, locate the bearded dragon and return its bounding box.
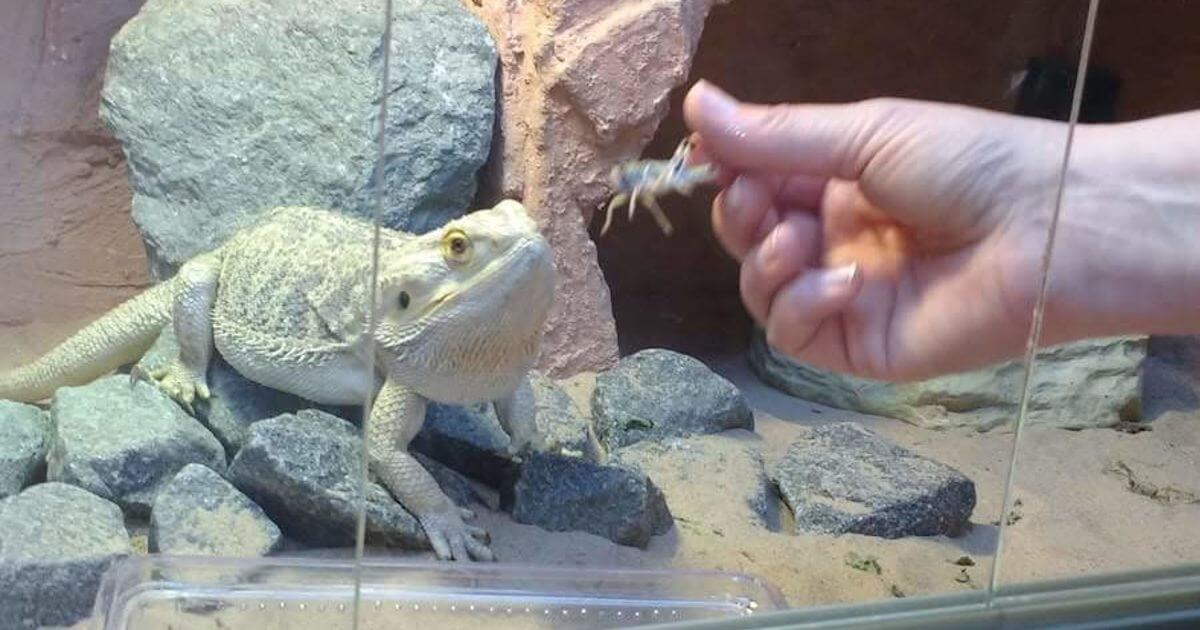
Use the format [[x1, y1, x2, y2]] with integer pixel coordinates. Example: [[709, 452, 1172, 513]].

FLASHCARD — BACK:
[[0, 199, 556, 561]]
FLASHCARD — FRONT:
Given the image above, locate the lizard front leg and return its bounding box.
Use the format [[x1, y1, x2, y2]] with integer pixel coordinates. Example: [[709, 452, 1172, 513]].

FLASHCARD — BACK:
[[137, 254, 219, 413], [494, 374, 544, 460], [369, 376, 493, 561]]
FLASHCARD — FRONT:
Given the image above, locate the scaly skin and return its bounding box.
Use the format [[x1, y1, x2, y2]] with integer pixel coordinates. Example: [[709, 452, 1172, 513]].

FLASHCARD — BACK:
[[0, 199, 557, 561]]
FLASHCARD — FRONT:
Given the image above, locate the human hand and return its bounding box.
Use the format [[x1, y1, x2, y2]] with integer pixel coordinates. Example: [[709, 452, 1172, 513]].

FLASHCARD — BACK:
[[682, 81, 1075, 381]]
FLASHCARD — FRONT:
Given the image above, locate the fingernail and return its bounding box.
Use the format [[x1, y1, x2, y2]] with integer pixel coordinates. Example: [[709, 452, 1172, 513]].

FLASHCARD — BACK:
[[692, 80, 738, 120], [816, 263, 859, 293]]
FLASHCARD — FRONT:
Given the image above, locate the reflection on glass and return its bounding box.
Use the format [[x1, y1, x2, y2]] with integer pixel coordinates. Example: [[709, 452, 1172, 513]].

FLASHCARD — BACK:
[[16, 0, 1198, 628], [999, 0, 1200, 588]]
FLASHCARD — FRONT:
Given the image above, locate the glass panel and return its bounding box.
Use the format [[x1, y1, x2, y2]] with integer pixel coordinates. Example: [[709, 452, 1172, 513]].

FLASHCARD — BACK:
[[585, 0, 1091, 614], [998, 0, 1200, 588], [1, 0, 398, 627]]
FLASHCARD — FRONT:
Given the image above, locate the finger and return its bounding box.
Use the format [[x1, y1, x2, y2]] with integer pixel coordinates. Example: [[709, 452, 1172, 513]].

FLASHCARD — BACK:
[[739, 213, 822, 325], [450, 535, 470, 562], [778, 175, 829, 208], [466, 525, 490, 542], [428, 531, 452, 561], [466, 537, 496, 562], [684, 80, 882, 179], [712, 175, 781, 260], [764, 263, 863, 359], [685, 133, 737, 187]]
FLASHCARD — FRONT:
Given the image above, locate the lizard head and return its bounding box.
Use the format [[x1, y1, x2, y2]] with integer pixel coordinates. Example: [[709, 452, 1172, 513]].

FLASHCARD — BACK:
[[372, 199, 556, 357]]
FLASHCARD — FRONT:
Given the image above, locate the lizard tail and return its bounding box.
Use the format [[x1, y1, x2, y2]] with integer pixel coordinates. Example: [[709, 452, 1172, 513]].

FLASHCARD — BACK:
[[0, 277, 179, 403]]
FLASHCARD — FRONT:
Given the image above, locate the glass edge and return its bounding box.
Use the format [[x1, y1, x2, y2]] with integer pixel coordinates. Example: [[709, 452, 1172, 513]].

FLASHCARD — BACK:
[[638, 562, 1200, 630]]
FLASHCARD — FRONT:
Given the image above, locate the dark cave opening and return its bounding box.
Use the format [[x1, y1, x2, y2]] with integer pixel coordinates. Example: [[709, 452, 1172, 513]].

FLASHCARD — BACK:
[[591, 0, 1092, 361]]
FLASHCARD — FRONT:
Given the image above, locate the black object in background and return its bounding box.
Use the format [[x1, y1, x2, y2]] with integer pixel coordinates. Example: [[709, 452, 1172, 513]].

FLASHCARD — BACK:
[[1014, 57, 1120, 122]]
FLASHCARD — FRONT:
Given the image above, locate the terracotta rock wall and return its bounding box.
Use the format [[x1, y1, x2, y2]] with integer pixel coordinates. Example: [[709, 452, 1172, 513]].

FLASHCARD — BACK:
[[467, 0, 725, 377], [0, 0, 150, 332]]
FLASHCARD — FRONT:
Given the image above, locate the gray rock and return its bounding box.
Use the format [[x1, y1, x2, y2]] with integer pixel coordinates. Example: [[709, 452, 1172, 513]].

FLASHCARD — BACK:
[[47, 375, 227, 517], [1142, 335, 1200, 421], [508, 452, 672, 548], [750, 330, 1144, 431], [136, 326, 356, 455], [0, 483, 131, 629], [150, 463, 283, 556], [100, 0, 497, 277], [773, 423, 975, 538], [411, 402, 518, 487], [613, 433, 779, 531], [593, 349, 754, 450], [529, 371, 602, 460], [0, 401, 48, 499], [228, 409, 426, 549], [412, 452, 488, 509]]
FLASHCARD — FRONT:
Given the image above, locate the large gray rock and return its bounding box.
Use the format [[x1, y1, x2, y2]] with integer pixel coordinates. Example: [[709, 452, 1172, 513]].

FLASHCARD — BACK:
[[0, 401, 48, 499], [227, 409, 426, 549], [508, 452, 672, 548], [0, 483, 131, 629], [47, 375, 227, 517], [773, 423, 975, 538], [593, 349, 754, 450], [751, 331, 1144, 431], [101, 0, 497, 277], [150, 463, 283, 557], [136, 326, 355, 456]]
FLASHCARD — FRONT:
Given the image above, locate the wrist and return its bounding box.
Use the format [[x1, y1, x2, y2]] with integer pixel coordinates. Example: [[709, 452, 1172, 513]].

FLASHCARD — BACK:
[[1042, 114, 1200, 343]]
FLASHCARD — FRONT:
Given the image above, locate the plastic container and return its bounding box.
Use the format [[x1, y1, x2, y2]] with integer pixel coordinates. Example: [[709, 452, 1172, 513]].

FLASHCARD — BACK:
[[92, 555, 787, 629]]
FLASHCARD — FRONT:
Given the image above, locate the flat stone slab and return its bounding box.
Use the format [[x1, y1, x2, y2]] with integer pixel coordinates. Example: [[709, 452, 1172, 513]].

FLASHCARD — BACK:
[[150, 463, 283, 557], [0, 483, 131, 629], [773, 423, 976, 538], [751, 330, 1144, 430], [47, 375, 227, 517]]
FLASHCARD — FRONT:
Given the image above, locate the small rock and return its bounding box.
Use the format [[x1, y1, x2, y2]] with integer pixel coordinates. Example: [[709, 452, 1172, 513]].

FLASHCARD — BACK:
[[612, 433, 779, 531], [411, 402, 518, 487], [592, 349, 753, 451], [508, 452, 672, 548], [0, 401, 48, 498], [773, 423, 976, 538], [47, 375, 227, 517], [0, 483, 131, 629], [412, 452, 489, 509], [136, 327, 355, 456], [228, 409, 426, 549], [150, 463, 283, 557]]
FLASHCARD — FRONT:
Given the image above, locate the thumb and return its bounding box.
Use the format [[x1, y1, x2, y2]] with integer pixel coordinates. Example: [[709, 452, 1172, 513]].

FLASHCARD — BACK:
[[683, 80, 882, 181]]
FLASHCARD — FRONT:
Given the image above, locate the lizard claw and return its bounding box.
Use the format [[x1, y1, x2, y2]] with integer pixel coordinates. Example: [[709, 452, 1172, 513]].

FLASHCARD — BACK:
[[143, 360, 209, 415], [419, 505, 495, 562]]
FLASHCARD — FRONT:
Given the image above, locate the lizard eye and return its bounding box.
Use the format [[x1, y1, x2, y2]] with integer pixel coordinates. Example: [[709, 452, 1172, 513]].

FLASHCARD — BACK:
[[441, 229, 472, 264], [398, 291, 410, 310]]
